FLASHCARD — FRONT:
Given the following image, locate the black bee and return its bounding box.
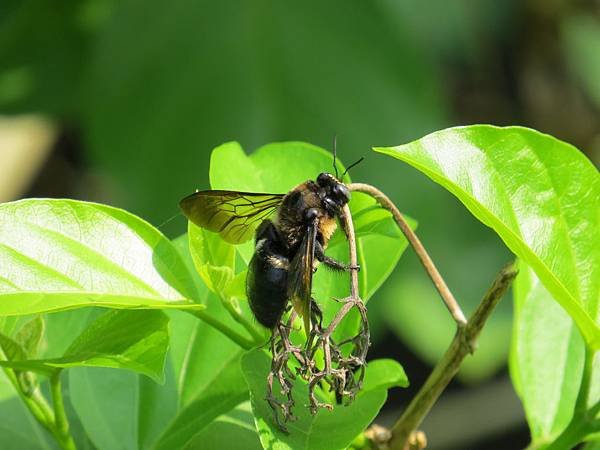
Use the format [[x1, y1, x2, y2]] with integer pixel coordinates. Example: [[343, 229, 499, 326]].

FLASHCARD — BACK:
[[180, 155, 363, 332]]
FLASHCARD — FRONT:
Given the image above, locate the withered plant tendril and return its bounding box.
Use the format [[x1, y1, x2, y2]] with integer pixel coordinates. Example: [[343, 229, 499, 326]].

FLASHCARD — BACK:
[[265, 203, 369, 431]]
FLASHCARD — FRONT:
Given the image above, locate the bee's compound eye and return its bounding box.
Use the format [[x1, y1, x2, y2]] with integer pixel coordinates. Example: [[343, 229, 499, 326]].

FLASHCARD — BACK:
[[305, 208, 319, 221], [333, 183, 350, 203]]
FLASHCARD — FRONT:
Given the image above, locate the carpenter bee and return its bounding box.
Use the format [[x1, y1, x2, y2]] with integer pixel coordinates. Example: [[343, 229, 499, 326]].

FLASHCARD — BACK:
[[180, 153, 363, 333]]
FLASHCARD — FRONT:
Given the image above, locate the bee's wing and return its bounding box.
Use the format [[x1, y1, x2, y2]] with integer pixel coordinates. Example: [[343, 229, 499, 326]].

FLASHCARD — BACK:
[[180, 190, 285, 244], [287, 218, 318, 334]]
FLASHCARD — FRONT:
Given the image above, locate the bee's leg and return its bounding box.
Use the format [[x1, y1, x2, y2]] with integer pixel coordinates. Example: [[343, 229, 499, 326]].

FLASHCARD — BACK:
[[310, 298, 323, 329], [314, 241, 360, 272]]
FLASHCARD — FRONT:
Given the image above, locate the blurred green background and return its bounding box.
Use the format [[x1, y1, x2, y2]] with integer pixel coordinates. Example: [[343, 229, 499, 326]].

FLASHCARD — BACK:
[[1, 1, 599, 448]]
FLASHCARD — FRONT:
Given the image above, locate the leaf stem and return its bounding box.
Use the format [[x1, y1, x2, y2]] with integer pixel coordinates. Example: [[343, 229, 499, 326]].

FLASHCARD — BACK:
[[186, 309, 255, 349], [1, 366, 54, 431], [49, 371, 76, 450], [0, 346, 55, 433], [589, 399, 600, 418], [388, 262, 518, 450], [221, 297, 264, 343], [574, 346, 594, 414], [348, 183, 467, 326]]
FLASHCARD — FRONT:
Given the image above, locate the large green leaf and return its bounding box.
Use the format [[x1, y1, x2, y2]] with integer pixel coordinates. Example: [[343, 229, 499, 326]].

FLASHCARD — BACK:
[[242, 348, 407, 450], [511, 263, 599, 446], [0, 310, 170, 382], [375, 125, 600, 348], [0, 199, 203, 315]]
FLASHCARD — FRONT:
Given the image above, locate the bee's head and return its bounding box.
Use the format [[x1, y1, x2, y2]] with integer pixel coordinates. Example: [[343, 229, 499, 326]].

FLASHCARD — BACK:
[[317, 172, 350, 213]]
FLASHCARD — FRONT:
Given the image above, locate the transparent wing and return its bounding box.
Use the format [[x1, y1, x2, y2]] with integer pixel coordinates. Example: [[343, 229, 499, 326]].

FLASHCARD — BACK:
[[287, 218, 318, 333], [179, 190, 284, 244]]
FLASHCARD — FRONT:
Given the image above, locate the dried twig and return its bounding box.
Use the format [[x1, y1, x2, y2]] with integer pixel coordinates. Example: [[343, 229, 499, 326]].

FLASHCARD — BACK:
[[266, 311, 302, 431], [303, 203, 369, 412]]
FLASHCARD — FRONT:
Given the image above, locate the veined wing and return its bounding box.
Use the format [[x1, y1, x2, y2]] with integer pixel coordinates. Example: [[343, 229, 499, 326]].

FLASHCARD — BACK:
[[180, 190, 284, 244]]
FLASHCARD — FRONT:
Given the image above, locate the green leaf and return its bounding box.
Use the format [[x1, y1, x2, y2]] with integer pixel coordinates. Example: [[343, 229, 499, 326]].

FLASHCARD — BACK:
[[70, 368, 139, 450], [0, 199, 203, 316], [69, 355, 179, 450], [137, 363, 179, 450], [224, 270, 248, 301], [375, 125, 600, 348], [0, 310, 170, 382], [242, 348, 407, 450], [0, 332, 27, 362], [511, 263, 594, 445], [0, 332, 36, 394], [0, 316, 24, 337], [188, 222, 235, 295], [153, 352, 248, 450], [43, 309, 95, 357], [13, 316, 44, 357], [181, 401, 262, 450]]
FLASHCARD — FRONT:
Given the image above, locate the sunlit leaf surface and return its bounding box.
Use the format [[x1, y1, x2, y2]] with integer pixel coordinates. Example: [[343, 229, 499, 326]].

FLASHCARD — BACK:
[[376, 125, 600, 348], [0, 199, 203, 315]]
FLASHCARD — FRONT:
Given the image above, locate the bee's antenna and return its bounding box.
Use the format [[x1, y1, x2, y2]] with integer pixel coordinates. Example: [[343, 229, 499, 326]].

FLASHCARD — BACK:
[[332, 134, 339, 179], [342, 156, 364, 177], [157, 211, 183, 231]]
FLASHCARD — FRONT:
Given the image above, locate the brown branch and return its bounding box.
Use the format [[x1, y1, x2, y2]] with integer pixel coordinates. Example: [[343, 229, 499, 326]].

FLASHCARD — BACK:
[[348, 183, 467, 327], [388, 262, 518, 450]]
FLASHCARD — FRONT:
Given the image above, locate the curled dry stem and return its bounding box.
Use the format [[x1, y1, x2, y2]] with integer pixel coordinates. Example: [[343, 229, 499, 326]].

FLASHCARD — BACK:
[[265, 203, 370, 430]]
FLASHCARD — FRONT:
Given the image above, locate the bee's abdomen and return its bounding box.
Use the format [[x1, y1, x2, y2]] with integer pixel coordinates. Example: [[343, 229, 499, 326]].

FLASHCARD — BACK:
[[247, 252, 288, 328], [246, 221, 290, 328]]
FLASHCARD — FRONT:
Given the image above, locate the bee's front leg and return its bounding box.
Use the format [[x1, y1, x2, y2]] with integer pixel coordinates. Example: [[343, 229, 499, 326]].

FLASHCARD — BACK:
[[315, 241, 360, 273]]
